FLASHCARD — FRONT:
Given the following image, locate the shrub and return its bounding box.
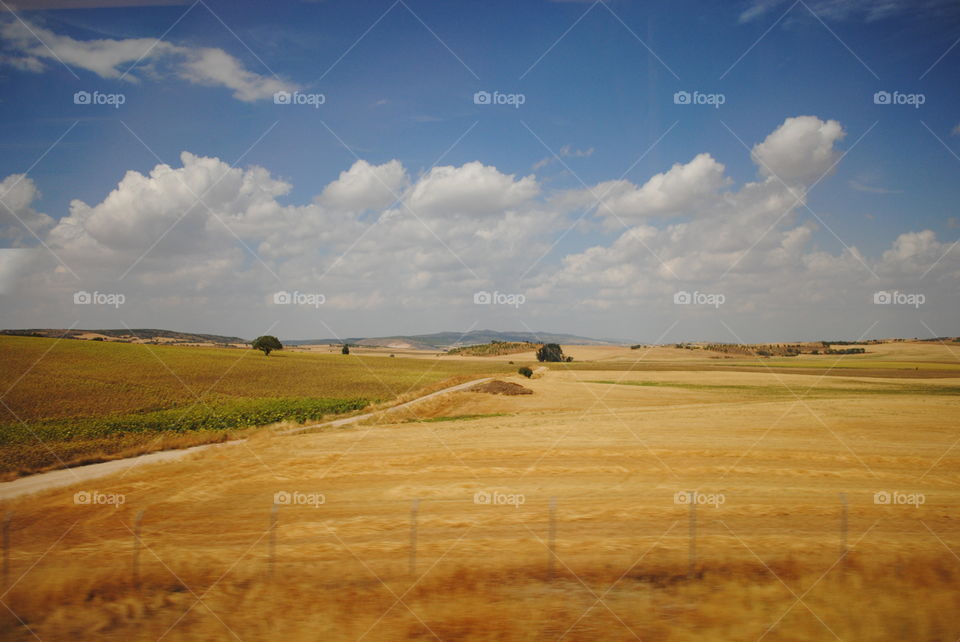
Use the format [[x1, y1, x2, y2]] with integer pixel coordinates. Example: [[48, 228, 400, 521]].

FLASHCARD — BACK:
[[518, 366, 533, 378], [536, 343, 565, 362]]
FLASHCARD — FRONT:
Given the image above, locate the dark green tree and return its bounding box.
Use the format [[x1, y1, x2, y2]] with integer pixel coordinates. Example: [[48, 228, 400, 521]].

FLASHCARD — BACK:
[[251, 335, 283, 356], [536, 343, 565, 362], [518, 366, 533, 378], [341, 344, 350, 355]]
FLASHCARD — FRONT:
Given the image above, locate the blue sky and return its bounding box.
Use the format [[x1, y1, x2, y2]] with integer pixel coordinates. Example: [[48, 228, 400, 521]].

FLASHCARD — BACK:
[[0, 0, 958, 342]]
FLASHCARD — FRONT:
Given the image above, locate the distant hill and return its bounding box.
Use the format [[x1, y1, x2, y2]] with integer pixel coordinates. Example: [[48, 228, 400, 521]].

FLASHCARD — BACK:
[[0, 328, 246, 345], [285, 330, 622, 350]]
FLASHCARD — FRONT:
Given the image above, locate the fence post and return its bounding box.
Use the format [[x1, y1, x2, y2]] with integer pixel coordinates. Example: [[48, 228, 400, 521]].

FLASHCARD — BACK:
[[688, 492, 696, 579], [548, 496, 557, 581], [132, 509, 144, 588], [2, 511, 10, 590], [269, 503, 278, 579], [839, 492, 848, 562], [409, 499, 420, 576]]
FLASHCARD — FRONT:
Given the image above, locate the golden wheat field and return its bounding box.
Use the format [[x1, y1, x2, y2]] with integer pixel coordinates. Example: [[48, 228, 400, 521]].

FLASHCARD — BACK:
[[1, 342, 959, 640]]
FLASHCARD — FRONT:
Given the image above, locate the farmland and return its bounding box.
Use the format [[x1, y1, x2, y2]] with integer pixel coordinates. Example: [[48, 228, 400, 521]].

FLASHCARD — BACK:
[[0, 335, 511, 477], [0, 341, 957, 639]]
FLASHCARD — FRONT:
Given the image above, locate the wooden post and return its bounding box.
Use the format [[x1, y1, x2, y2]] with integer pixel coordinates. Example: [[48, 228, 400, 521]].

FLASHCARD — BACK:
[[409, 499, 420, 576], [839, 492, 848, 561], [269, 503, 278, 579], [688, 492, 697, 579], [2, 511, 10, 590], [132, 509, 145, 588], [548, 497, 557, 581]]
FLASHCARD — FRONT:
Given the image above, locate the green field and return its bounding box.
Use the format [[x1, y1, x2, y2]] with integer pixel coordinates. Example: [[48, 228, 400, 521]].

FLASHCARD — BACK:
[[0, 336, 509, 477]]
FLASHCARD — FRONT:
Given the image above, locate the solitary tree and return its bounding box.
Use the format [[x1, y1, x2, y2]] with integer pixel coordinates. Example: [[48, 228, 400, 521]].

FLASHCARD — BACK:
[[341, 344, 350, 355], [536, 343, 565, 362], [252, 335, 283, 356]]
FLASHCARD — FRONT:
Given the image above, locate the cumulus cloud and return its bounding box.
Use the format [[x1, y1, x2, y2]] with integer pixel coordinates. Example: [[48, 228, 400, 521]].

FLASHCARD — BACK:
[[751, 116, 845, 185], [0, 19, 296, 101], [0, 174, 54, 243], [2, 115, 957, 341]]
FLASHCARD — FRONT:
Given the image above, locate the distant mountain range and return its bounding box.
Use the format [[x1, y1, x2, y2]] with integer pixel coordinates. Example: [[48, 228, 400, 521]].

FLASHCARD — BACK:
[[0, 328, 623, 349], [0, 328, 246, 344], [284, 330, 624, 350]]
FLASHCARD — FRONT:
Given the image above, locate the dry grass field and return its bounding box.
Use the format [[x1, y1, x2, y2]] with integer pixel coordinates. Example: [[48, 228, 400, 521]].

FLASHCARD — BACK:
[[0, 341, 958, 639]]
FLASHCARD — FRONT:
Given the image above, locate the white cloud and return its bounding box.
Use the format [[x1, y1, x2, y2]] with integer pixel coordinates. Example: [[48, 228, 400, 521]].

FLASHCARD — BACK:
[[0, 19, 297, 101], [2, 115, 957, 341], [751, 116, 845, 185], [0, 174, 54, 243]]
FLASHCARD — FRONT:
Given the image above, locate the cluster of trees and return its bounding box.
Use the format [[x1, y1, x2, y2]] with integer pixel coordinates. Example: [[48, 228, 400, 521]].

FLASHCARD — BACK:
[[536, 343, 572, 362]]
